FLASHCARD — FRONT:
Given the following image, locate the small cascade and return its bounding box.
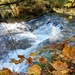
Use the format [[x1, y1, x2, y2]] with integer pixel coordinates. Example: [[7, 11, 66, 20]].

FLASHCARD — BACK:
[[0, 15, 69, 73]]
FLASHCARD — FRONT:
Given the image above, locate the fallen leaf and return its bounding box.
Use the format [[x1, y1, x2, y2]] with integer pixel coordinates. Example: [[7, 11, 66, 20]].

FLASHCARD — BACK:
[[50, 61, 69, 75], [10, 55, 25, 64], [50, 61, 68, 71], [64, 3, 72, 8], [30, 52, 36, 56], [70, 47, 75, 63], [69, 0, 74, 3], [0, 70, 4, 75], [62, 44, 71, 60], [28, 64, 42, 75], [67, 15, 72, 20], [26, 57, 33, 64], [62, 44, 75, 63], [52, 70, 68, 75], [3, 68, 12, 75], [18, 55, 25, 59], [43, 41, 66, 50], [38, 57, 47, 64]]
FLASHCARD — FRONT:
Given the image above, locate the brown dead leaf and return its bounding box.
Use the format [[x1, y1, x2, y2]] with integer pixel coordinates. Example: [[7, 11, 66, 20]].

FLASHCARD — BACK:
[[50, 61, 68, 71], [43, 41, 66, 50], [62, 44, 75, 63], [70, 47, 75, 63], [10, 55, 25, 64], [18, 55, 25, 59], [62, 44, 71, 59], [38, 57, 47, 64], [50, 61, 69, 75], [0, 68, 13, 75], [26, 57, 33, 64], [0, 68, 18, 75], [52, 70, 69, 75], [3, 68, 12, 75]]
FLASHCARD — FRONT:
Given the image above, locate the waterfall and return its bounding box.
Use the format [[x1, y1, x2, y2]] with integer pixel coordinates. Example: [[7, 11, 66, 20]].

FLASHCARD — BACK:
[[0, 15, 68, 73]]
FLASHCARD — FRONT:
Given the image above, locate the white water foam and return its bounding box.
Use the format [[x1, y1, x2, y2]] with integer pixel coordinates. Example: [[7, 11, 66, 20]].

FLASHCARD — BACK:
[[0, 16, 67, 73]]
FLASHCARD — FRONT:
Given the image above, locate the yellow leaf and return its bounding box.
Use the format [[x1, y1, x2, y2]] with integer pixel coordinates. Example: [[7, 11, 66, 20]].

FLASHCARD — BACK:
[[15, 6, 20, 16], [30, 52, 36, 56], [1, 0, 5, 3], [0, 70, 4, 75], [61, 70, 68, 74], [7, 0, 11, 3], [67, 15, 72, 20], [73, 3, 75, 6], [53, 8, 57, 12], [64, 3, 72, 8], [69, 0, 74, 3], [28, 65, 42, 75], [47, 70, 52, 73], [59, 54, 64, 58], [43, 1, 50, 5]]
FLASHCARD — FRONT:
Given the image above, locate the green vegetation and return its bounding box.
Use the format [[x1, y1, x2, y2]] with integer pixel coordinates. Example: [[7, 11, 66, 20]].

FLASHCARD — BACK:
[[0, 0, 75, 22]]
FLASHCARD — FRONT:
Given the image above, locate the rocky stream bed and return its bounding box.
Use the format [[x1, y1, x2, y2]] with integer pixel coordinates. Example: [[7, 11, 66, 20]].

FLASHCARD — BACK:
[[0, 14, 75, 73]]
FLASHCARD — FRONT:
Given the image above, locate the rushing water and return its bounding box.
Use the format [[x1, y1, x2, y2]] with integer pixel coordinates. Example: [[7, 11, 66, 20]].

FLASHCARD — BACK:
[[0, 14, 73, 73]]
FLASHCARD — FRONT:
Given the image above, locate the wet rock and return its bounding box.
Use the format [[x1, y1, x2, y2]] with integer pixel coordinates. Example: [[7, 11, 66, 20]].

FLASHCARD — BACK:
[[6, 38, 33, 50]]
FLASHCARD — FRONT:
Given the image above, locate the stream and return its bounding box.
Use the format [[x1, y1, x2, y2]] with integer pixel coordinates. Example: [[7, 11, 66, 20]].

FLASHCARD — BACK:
[[0, 14, 75, 73]]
